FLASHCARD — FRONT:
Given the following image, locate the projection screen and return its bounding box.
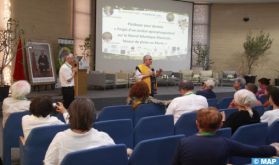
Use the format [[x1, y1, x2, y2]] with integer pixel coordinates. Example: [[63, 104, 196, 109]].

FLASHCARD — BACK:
[[95, 0, 193, 72]]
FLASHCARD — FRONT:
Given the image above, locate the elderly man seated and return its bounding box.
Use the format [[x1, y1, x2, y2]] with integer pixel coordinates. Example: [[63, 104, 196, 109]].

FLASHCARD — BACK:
[[165, 81, 208, 123], [196, 79, 216, 99]]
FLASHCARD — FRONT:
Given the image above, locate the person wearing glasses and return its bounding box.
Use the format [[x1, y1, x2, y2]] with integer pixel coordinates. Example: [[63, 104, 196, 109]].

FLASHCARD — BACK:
[[135, 55, 162, 96]]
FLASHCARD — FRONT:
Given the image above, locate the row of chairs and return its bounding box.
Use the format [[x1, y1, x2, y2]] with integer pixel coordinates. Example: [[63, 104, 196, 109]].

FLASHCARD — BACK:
[[2, 100, 273, 165], [207, 95, 269, 109], [2, 111, 229, 165], [220, 105, 269, 119], [4, 110, 279, 165], [61, 135, 185, 165], [62, 122, 279, 165], [97, 98, 232, 126], [18, 115, 231, 165], [97, 104, 166, 126]]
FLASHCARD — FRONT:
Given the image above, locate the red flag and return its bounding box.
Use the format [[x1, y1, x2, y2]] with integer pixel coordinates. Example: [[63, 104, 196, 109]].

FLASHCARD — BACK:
[[13, 37, 26, 80]]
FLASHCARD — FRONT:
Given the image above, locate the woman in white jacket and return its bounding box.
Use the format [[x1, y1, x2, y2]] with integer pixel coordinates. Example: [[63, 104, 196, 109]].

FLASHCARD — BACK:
[[44, 98, 115, 165], [22, 96, 67, 139]]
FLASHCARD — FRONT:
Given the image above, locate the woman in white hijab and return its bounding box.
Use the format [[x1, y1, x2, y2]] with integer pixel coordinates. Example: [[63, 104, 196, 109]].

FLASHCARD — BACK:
[[223, 89, 260, 133], [2, 80, 31, 127]]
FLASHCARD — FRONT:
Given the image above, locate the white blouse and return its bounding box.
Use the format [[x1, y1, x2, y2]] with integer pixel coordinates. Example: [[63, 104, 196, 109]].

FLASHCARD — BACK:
[[44, 128, 115, 165], [2, 97, 30, 127], [165, 93, 208, 124], [260, 109, 279, 126], [22, 114, 68, 139]]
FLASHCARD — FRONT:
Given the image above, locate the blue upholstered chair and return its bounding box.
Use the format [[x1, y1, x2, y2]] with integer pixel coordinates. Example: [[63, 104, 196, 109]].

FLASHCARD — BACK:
[[253, 105, 265, 117], [219, 108, 238, 120], [267, 120, 279, 144], [174, 111, 198, 137], [133, 103, 165, 126], [229, 123, 268, 165], [129, 135, 184, 165], [3, 111, 30, 165], [133, 115, 174, 146], [60, 144, 128, 165], [217, 96, 233, 109], [20, 124, 69, 165], [207, 98, 218, 107], [97, 105, 133, 122], [216, 127, 232, 138], [94, 119, 133, 148], [258, 95, 268, 104]]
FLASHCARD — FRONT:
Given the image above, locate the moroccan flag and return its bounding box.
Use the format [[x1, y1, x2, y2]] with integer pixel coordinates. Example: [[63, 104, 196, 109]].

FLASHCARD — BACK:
[[13, 37, 26, 80]]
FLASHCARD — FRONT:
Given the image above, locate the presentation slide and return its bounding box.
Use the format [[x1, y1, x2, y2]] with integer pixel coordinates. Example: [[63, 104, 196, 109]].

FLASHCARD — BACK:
[[102, 8, 189, 59], [96, 0, 193, 72]]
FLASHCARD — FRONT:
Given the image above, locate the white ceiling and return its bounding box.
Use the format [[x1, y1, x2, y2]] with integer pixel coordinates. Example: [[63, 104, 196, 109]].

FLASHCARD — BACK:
[[182, 0, 279, 4]]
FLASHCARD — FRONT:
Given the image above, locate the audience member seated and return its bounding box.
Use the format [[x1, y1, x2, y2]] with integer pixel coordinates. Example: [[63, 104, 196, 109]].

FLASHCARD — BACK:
[[233, 77, 246, 91], [261, 87, 279, 126], [228, 77, 246, 108], [22, 96, 68, 139], [127, 81, 170, 109], [2, 80, 31, 127], [245, 83, 262, 106], [165, 81, 208, 123], [263, 85, 274, 108], [257, 77, 270, 97], [196, 79, 216, 99], [223, 89, 260, 133], [44, 98, 116, 165], [172, 107, 279, 165]]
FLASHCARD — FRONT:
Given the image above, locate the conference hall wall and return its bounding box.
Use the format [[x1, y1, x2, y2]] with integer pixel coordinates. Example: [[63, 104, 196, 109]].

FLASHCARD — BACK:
[[210, 3, 279, 82], [10, 0, 73, 62]]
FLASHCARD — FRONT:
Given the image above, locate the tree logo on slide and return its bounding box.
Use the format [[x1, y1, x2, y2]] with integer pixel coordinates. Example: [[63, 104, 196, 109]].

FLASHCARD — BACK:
[[166, 13, 175, 22], [104, 6, 114, 16], [102, 32, 113, 42]]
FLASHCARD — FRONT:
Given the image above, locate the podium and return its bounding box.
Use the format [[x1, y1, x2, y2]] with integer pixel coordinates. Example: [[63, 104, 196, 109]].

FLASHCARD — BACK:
[[74, 69, 88, 96]]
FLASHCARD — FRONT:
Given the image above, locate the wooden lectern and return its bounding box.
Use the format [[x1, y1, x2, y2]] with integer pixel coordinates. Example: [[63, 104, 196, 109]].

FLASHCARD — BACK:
[[74, 69, 88, 96]]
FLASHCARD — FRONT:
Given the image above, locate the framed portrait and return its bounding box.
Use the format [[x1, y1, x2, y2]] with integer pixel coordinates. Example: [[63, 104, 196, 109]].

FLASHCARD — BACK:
[[26, 42, 56, 85]]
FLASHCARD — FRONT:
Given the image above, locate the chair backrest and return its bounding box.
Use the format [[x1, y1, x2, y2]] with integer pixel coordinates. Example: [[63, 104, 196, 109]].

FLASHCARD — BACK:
[[200, 70, 213, 77], [61, 144, 128, 165], [222, 71, 237, 79], [21, 125, 69, 165], [258, 95, 268, 104], [181, 70, 193, 80], [161, 71, 173, 77], [134, 115, 174, 146], [253, 105, 265, 117], [216, 127, 232, 138], [217, 96, 233, 109], [97, 105, 133, 122], [267, 120, 279, 143], [174, 111, 198, 137], [129, 135, 184, 165], [207, 98, 218, 107], [3, 111, 30, 165], [134, 103, 165, 126], [116, 71, 129, 80], [94, 119, 133, 148], [229, 123, 268, 165], [219, 108, 238, 120], [266, 105, 273, 110]]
